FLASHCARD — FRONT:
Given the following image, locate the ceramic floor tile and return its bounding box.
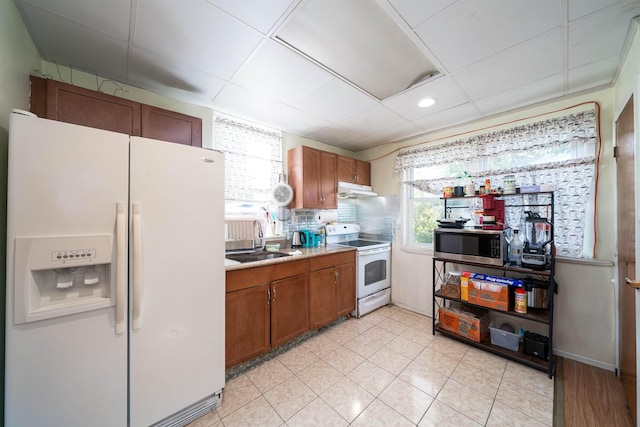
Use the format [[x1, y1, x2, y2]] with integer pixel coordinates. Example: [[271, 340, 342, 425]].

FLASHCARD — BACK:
[[343, 334, 386, 358], [296, 359, 345, 395], [461, 346, 508, 377], [376, 318, 411, 335], [301, 333, 341, 358], [450, 361, 502, 399], [186, 410, 222, 427], [320, 377, 375, 423], [411, 315, 434, 330], [347, 318, 375, 334], [368, 345, 412, 376], [386, 335, 427, 359], [418, 400, 482, 427], [264, 376, 317, 421], [427, 335, 470, 360], [436, 379, 494, 425], [413, 347, 461, 377], [495, 380, 554, 426], [351, 398, 415, 427], [322, 346, 365, 375], [378, 378, 433, 424], [347, 360, 396, 396], [285, 397, 348, 427], [486, 400, 550, 427], [360, 310, 388, 325], [220, 396, 284, 427], [503, 361, 554, 399], [400, 326, 437, 347], [388, 310, 423, 327], [246, 358, 294, 394], [215, 374, 261, 418], [360, 325, 398, 344], [398, 361, 448, 398], [322, 323, 361, 345], [277, 345, 319, 373]]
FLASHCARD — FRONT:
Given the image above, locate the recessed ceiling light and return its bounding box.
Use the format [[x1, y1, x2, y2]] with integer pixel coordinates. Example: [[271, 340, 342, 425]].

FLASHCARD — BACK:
[[418, 97, 437, 108]]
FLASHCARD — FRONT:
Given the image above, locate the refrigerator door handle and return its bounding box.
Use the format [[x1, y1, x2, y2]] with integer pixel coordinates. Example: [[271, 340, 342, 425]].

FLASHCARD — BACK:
[[115, 202, 126, 335], [132, 202, 142, 330]]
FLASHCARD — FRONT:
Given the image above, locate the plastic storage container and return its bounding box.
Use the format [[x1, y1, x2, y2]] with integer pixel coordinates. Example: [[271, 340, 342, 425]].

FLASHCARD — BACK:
[[489, 322, 520, 351]]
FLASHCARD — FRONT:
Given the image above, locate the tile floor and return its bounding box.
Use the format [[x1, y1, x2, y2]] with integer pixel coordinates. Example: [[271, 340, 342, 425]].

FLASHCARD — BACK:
[[188, 305, 554, 427]]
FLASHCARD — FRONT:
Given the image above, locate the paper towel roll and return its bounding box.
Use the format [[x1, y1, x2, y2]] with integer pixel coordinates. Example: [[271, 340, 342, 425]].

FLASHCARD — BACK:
[[316, 210, 338, 224]]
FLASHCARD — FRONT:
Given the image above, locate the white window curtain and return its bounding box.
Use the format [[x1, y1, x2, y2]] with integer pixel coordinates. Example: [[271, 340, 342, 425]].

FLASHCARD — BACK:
[[214, 115, 283, 203], [395, 108, 600, 258]]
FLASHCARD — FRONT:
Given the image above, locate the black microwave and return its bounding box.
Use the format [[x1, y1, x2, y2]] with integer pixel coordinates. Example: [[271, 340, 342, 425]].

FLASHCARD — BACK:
[[434, 228, 506, 266]]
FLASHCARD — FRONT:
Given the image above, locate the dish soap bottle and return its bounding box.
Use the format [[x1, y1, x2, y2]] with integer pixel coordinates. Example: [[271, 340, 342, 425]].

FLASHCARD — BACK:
[[509, 229, 523, 266]]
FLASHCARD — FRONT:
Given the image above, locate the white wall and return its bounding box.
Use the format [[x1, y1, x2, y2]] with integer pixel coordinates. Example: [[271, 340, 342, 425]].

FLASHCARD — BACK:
[[361, 87, 620, 369]]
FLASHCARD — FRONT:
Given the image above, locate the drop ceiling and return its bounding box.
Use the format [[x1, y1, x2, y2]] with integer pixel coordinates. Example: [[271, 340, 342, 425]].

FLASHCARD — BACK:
[[13, 0, 640, 151]]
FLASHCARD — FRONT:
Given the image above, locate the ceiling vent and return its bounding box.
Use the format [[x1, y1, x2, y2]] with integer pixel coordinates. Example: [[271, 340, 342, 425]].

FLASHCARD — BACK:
[[274, 0, 440, 100]]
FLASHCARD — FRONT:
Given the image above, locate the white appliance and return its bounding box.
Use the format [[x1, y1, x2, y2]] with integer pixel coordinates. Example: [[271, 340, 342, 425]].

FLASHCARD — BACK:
[[325, 224, 391, 317], [5, 112, 225, 427]]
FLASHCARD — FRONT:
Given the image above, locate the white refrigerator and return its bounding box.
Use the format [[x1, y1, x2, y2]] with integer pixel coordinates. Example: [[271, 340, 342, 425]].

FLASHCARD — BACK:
[[5, 112, 225, 427]]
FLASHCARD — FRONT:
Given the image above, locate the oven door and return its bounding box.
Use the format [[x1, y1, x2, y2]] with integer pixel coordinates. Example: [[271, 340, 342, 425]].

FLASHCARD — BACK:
[[357, 246, 391, 298]]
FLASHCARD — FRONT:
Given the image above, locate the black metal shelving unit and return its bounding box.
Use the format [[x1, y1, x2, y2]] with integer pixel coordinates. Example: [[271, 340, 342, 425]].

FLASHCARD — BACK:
[[432, 191, 556, 378]]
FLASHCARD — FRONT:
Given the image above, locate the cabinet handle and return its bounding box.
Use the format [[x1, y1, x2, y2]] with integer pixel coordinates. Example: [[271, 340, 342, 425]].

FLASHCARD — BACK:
[[354, 173, 358, 183], [334, 270, 339, 284], [272, 288, 276, 302], [267, 289, 271, 304], [626, 277, 640, 289]]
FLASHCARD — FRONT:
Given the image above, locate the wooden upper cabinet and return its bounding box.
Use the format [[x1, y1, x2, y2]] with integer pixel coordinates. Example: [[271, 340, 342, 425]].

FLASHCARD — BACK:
[[29, 75, 202, 147], [141, 104, 202, 147], [288, 146, 337, 209], [337, 155, 371, 186]]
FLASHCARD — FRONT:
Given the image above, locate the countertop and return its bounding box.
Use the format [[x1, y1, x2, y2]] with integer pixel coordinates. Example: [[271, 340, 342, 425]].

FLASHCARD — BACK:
[[225, 244, 356, 271]]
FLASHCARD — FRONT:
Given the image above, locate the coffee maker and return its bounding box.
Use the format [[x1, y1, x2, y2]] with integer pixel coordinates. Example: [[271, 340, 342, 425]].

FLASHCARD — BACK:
[[521, 211, 552, 269], [481, 194, 505, 230]]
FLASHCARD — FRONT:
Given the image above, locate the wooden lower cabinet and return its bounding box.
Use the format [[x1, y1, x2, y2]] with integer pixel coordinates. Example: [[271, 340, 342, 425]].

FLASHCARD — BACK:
[[309, 252, 356, 329], [225, 284, 270, 369], [271, 274, 309, 348]]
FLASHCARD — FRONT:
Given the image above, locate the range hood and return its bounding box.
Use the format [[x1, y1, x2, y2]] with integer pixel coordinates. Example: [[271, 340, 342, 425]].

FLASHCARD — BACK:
[[337, 181, 378, 198]]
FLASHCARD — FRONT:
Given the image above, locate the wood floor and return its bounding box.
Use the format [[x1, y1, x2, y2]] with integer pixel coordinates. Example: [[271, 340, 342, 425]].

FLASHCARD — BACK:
[[556, 357, 634, 427]]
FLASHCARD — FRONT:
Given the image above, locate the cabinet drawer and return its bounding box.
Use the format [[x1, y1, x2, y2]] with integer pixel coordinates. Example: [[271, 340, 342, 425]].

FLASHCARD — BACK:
[[226, 266, 271, 292], [310, 251, 355, 271], [270, 259, 309, 281]]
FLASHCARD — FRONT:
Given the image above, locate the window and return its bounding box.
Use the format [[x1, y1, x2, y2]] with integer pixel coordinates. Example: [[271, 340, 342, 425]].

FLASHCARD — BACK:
[[397, 107, 600, 258], [213, 115, 283, 216]]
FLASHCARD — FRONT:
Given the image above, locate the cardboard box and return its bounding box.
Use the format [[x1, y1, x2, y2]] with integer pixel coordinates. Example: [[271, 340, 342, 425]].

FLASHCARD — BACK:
[[438, 304, 489, 342], [468, 279, 509, 311]]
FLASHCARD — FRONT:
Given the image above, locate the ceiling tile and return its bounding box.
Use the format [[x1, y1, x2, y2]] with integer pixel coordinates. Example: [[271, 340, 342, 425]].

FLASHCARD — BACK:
[[382, 75, 469, 120], [19, 0, 131, 40], [568, 0, 621, 21], [337, 104, 408, 136], [567, 56, 620, 92], [205, 0, 297, 34], [133, 0, 263, 80], [20, 3, 128, 80], [306, 125, 364, 146], [231, 39, 334, 105], [293, 78, 378, 123], [128, 47, 227, 105], [473, 73, 565, 116], [388, 0, 456, 29], [568, 2, 640, 68], [412, 103, 482, 133], [213, 83, 333, 135], [452, 29, 563, 100], [414, 0, 561, 72]]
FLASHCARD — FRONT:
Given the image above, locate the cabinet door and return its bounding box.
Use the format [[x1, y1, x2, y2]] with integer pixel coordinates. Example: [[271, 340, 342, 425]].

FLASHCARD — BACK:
[[337, 155, 356, 183], [30, 76, 141, 136], [336, 263, 356, 317], [354, 159, 371, 186], [288, 146, 321, 209], [141, 104, 202, 147], [225, 284, 270, 368], [309, 268, 337, 329], [271, 274, 309, 348], [320, 151, 337, 208]]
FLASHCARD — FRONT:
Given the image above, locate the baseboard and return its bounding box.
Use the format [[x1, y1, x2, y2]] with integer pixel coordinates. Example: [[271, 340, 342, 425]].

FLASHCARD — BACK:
[[554, 349, 616, 372], [392, 301, 431, 318]]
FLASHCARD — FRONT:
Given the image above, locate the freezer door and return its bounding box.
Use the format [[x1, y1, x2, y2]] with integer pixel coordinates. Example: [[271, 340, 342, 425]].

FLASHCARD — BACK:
[[128, 137, 225, 426], [5, 114, 129, 427]]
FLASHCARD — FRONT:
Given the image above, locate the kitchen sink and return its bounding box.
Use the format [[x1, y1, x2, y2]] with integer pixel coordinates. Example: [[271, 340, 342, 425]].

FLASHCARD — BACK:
[[225, 251, 292, 263]]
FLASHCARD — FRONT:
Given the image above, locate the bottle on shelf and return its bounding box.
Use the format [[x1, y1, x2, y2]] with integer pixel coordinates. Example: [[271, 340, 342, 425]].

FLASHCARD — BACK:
[[509, 229, 523, 266]]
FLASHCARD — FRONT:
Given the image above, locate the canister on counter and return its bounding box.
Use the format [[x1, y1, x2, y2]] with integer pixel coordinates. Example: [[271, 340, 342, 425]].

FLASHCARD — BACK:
[[443, 186, 454, 198], [503, 175, 516, 194]]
